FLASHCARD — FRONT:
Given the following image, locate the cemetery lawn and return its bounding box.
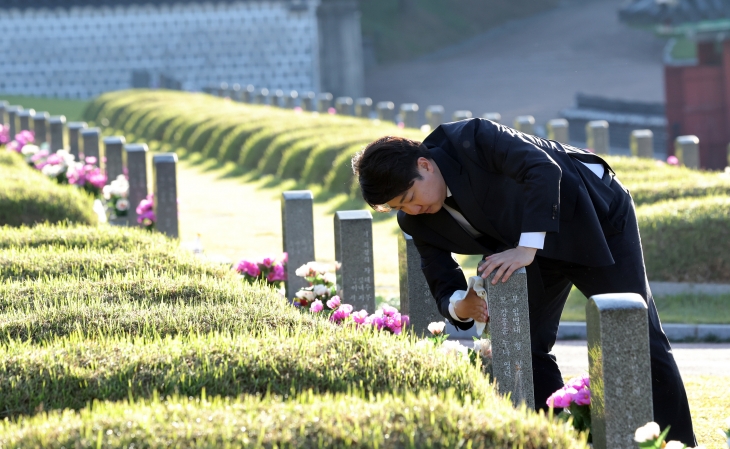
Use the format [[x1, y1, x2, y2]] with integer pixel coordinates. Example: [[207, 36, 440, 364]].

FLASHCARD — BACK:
[[683, 375, 730, 448], [0, 95, 89, 121]]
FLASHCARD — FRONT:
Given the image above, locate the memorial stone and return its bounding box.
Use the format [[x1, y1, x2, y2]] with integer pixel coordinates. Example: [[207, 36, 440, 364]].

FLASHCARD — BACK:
[[425, 105, 444, 130], [230, 83, 241, 101], [452, 110, 472, 121], [335, 96, 353, 115], [300, 91, 316, 111], [125, 144, 149, 227], [630, 130, 654, 158], [547, 118, 569, 143], [33, 111, 50, 146], [242, 85, 255, 103], [376, 101, 395, 122], [281, 191, 316, 300], [485, 267, 535, 409], [334, 210, 375, 312], [81, 128, 102, 166], [354, 97, 372, 118], [0, 100, 8, 125], [7, 105, 20, 138], [48, 116, 66, 152], [587, 120, 610, 154], [153, 153, 179, 238], [400, 103, 419, 128], [586, 293, 653, 449], [398, 232, 440, 336], [271, 89, 285, 108], [254, 88, 269, 105], [514, 115, 535, 135], [675, 135, 699, 169], [482, 112, 502, 123], [217, 82, 229, 97], [317, 93, 334, 113], [67, 122, 87, 159], [18, 109, 36, 132], [104, 136, 126, 181], [284, 91, 299, 108]]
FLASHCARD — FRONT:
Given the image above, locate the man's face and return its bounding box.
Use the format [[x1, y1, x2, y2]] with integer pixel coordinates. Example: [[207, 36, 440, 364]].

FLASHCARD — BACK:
[[386, 157, 446, 215]]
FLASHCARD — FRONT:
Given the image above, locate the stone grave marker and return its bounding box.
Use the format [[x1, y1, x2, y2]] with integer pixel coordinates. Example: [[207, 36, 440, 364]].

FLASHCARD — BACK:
[[104, 136, 126, 181], [355, 97, 372, 118], [334, 210, 375, 312], [514, 115, 535, 135], [81, 128, 102, 166], [48, 116, 66, 152], [0, 100, 8, 124], [230, 83, 241, 101], [18, 109, 36, 132], [67, 122, 87, 159], [376, 101, 395, 122], [300, 91, 316, 111], [587, 293, 653, 449], [425, 105, 444, 130], [400, 103, 419, 128], [335, 96, 353, 115], [271, 89, 285, 108], [32, 111, 50, 146], [547, 118, 569, 143], [452, 110, 472, 121], [281, 191, 316, 300], [675, 135, 699, 169], [217, 82, 229, 97], [153, 153, 179, 238], [587, 120, 610, 154], [7, 105, 20, 138], [317, 93, 333, 113], [630, 130, 654, 158], [284, 90, 298, 108], [398, 232, 440, 336], [254, 88, 269, 105], [482, 112, 502, 123], [242, 84, 255, 103], [125, 143, 149, 227]]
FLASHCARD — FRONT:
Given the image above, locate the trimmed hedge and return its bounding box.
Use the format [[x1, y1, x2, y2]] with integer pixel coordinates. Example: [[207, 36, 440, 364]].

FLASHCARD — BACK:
[[0, 152, 97, 227]]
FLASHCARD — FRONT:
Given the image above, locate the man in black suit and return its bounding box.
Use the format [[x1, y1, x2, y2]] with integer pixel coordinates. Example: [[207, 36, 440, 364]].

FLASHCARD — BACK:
[[352, 118, 695, 445]]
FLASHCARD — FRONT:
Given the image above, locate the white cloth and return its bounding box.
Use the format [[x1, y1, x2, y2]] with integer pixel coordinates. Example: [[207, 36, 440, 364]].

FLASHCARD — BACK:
[[449, 276, 489, 336]]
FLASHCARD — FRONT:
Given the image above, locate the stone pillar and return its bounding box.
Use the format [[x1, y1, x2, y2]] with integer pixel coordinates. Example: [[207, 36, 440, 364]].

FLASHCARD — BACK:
[[281, 191, 316, 300], [398, 232, 440, 336], [242, 85, 255, 103], [217, 82, 229, 97], [452, 110, 472, 121], [67, 122, 87, 159], [675, 135, 700, 169], [317, 93, 334, 113], [400, 103, 419, 128], [18, 109, 36, 132], [49, 116, 66, 152], [514, 115, 535, 135], [587, 293, 653, 449], [425, 105, 444, 130], [300, 92, 316, 111], [547, 118, 569, 144], [254, 88, 269, 105], [376, 101, 395, 122], [32, 112, 50, 146], [587, 120, 610, 155], [317, 0, 365, 98], [482, 112, 502, 123], [104, 136, 126, 181], [334, 210, 375, 312], [125, 143, 149, 227], [485, 268, 535, 409], [230, 83, 241, 101], [335, 96, 353, 115], [7, 106, 20, 140], [153, 153, 179, 238], [354, 97, 372, 118], [630, 130, 654, 158], [0, 100, 8, 125], [271, 89, 285, 108], [81, 128, 102, 166], [284, 91, 299, 109]]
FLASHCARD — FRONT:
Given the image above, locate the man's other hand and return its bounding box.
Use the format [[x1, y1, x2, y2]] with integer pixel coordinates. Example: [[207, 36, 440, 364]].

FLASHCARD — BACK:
[[478, 246, 537, 285], [453, 288, 489, 322]]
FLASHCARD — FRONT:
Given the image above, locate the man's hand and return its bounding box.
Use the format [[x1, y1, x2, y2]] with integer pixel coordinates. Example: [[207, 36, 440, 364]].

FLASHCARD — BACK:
[[478, 246, 537, 285], [453, 288, 489, 322]]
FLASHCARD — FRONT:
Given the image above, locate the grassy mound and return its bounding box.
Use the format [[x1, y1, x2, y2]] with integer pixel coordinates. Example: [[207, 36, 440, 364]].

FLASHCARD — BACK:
[[0, 152, 97, 227]]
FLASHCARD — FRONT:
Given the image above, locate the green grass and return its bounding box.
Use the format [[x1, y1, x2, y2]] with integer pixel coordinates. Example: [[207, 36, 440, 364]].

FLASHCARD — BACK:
[[0, 94, 90, 122]]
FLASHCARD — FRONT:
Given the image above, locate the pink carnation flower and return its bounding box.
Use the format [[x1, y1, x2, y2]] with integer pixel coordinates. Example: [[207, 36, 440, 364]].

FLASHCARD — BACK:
[[326, 295, 341, 310], [381, 304, 398, 317], [546, 389, 572, 408], [267, 263, 286, 282], [351, 309, 369, 325], [310, 299, 324, 313]]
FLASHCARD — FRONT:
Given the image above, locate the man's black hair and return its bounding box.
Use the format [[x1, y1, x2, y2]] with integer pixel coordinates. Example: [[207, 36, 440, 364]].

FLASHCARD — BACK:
[[351, 136, 431, 211]]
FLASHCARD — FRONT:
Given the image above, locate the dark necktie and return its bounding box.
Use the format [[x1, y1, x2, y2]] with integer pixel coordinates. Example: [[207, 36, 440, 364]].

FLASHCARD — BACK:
[[443, 195, 462, 214]]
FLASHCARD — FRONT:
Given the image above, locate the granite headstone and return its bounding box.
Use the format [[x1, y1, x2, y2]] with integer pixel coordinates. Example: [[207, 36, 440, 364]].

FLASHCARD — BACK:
[[300, 92, 316, 111], [587, 120, 610, 154], [32, 111, 50, 146], [425, 105, 444, 130], [335, 96, 353, 116], [376, 101, 395, 122], [355, 97, 372, 118], [81, 128, 102, 167], [317, 93, 333, 113], [284, 91, 299, 109], [334, 210, 376, 312], [153, 153, 179, 238], [104, 136, 126, 181], [7, 105, 20, 138], [125, 143, 149, 227], [0, 100, 8, 125], [482, 112, 502, 123], [242, 85, 255, 103], [452, 110, 472, 121], [254, 88, 269, 105], [271, 89, 285, 108], [67, 122, 87, 159], [675, 135, 699, 169], [631, 130, 654, 159], [547, 118, 569, 143], [400, 103, 419, 128], [281, 191, 316, 300], [514, 115, 535, 135], [18, 109, 36, 132], [398, 232, 440, 336], [48, 116, 66, 152]]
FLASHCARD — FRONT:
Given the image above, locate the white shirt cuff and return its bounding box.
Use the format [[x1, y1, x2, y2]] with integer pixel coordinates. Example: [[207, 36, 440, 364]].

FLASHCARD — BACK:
[[518, 232, 546, 249], [449, 302, 474, 323]]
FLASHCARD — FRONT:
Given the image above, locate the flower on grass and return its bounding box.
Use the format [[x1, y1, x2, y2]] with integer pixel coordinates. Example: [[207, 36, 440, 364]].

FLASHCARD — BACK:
[[326, 295, 341, 310], [267, 264, 286, 282], [634, 422, 661, 443], [313, 284, 329, 297], [330, 304, 353, 322], [438, 340, 469, 358], [310, 299, 324, 313], [473, 339, 492, 358], [351, 309, 368, 325], [428, 321, 446, 336], [296, 290, 315, 302], [667, 155, 679, 166], [135, 194, 156, 227]]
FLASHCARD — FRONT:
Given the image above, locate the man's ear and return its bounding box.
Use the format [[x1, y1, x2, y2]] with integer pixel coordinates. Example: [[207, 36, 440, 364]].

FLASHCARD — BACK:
[[417, 156, 432, 172]]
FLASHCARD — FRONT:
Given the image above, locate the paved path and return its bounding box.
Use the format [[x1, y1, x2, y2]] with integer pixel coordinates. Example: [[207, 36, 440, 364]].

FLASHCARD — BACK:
[[365, 0, 666, 127]]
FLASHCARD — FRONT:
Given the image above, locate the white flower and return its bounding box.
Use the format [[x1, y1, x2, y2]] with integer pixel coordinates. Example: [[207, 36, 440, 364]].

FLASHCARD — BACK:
[[438, 340, 469, 358], [295, 290, 315, 301], [313, 284, 328, 297], [295, 264, 310, 277], [41, 164, 63, 178], [323, 272, 337, 284], [21, 144, 39, 156], [116, 199, 129, 211], [634, 422, 661, 443], [664, 441, 686, 449], [473, 339, 492, 358], [427, 321, 446, 336]]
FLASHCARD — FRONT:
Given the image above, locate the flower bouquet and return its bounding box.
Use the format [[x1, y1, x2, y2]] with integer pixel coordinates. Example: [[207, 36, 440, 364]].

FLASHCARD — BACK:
[[421, 321, 492, 371], [103, 174, 130, 220], [67, 156, 106, 198], [33, 149, 75, 183], [135, 194, 155, 230], [293, 261, 338, 308], [5, 130, 34, 155], [235, 254, 288, 290], [547, 374, 591, 441]]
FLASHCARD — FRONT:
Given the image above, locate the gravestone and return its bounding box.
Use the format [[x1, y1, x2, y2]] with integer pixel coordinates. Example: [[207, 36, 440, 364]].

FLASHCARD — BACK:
[[587, 120, 610, 154], [230, 83, 241, 101], [284, 91, 298, 108], [18, 109, 36, 132], [242, 85, 255, 103], [153, 153, 179, 238], [586, 293, 653, 449], [32, 111, 50, 146], [0, 100, 8, 124], [334, 210, 375, 312], [398, 232, 440, 336], [335, 96, 353, 115], [482, 112, 502, 123], [317, 93, 334, 113], [48, 116, 66, 152], [300, 92, 316, 111], [675, 135, 699, 169], [355, 97, 372, 118], [376, 101, 395, 122], [81, 128, 102, 166], [271, 89, 285, 108], [485, 267, 535, 409], [514, 115, 535, 135], [67, 122, 87, 159], [104, 136, 126, 181], [631, 130, 654, 158], [400, 103, 419, 128], [452, 110, 472, 122], [217, 82, 229, 97], [281, 191, 316, 300], [125, 143, 149, 227], [546, 118, 569, 143], [7, 105, 20, 138], [254, 88, 269, 105], [425, 105, 444, 130]]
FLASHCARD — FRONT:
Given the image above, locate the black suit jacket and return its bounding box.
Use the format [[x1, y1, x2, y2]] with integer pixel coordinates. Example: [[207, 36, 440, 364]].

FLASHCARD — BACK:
[[397, 118, 631, 328]]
